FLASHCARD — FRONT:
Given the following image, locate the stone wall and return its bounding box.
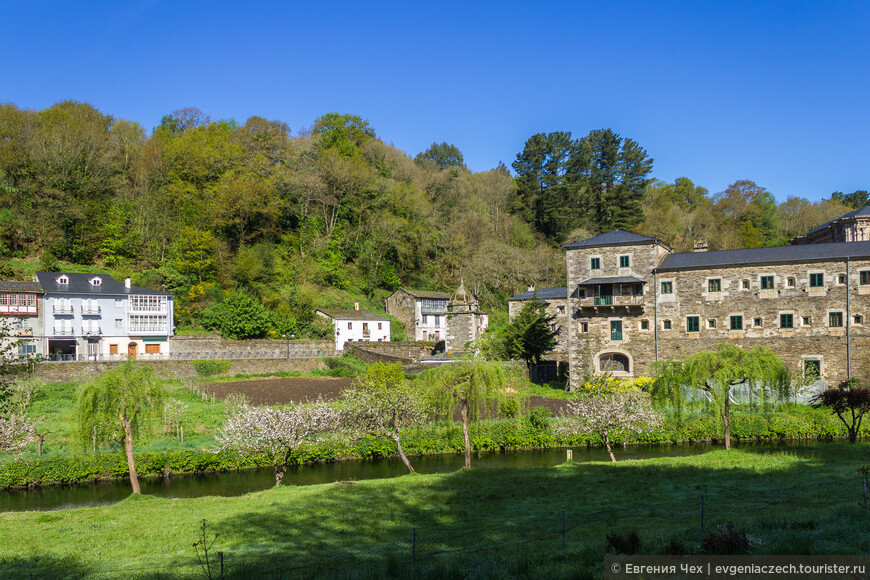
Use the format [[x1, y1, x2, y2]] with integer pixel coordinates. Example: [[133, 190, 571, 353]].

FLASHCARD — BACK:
[[566, 241, 870, 387], [345, 341, 435, 364], [385, 291, 416, 340], [169, 336, 336, 359], [33, 357, 327, 382]]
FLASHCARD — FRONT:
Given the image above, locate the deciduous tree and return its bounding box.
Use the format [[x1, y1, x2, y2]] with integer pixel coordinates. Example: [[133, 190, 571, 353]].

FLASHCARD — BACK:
[[74, 362, 163, 494], [812, 379, 870, 443]]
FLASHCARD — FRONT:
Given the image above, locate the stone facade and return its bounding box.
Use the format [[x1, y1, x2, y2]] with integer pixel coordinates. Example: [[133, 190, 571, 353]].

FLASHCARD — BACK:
[[792, 206, 870, 244], [385, 289, 450, 341], [558, 229, 870, 389], [169, 336, 336, 359], [445, 282, 488, 352]]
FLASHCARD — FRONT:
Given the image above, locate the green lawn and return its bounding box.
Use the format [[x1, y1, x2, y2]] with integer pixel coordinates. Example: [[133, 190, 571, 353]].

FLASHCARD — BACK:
[[2, 444, 869, 579]]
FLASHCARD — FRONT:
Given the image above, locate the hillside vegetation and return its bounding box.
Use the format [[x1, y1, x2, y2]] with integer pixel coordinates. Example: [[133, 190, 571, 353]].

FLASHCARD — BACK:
[[0, 101, 865, 338]]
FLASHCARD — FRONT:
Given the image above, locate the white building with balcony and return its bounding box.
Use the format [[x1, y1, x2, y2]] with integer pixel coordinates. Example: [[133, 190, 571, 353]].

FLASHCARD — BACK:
[[35, 272, 174, 360]]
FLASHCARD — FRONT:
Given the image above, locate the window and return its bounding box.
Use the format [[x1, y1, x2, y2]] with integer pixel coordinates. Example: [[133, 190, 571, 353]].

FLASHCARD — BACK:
[[610, 320, 623, 341], [787, 277, 796, 287], [619, 255, 630, 268], [707, 319, 717, 329], [378, 323, 383, 330], [115, 299, 124, 308], [115, 318, 123, 329], [434, 316, 440, 326], [590, 257, 601, 270], [421, 298, 447, 310], [742, 279, 750, 290], [640, 320, 649, 330], [829, 312, 843, 327], [660, 281, 673, 294], [57, 275, 68, 284], [129, 295, 168, 312], [862, 271, 870, 285], [363, 323, 369, 333], [89, 277, 102, 286], [802, 316, 811, 326], [780, 313, 794, 329], [128, 315, 168, 333], [422, 314, 428, 324], [855, 315, 863, 324], [760, 276, 774, 290], [109, 344, 118, 355], [557, 306, 565, 314], [600, 353, 629, 373], [838, 274, 847, 285], [662, 319, 672, 330], [580, 322, 589, 333], [804, 359, 821, 378], [347, 322, 353, 330], [753, 317, 762, 327], [19, 344, 36, 355], [730, 315, 743, 330], [809, 273, 824, 287], [145, 344, 160, 354], [708, 279, 721, 292], [686, 316, 699, 332]]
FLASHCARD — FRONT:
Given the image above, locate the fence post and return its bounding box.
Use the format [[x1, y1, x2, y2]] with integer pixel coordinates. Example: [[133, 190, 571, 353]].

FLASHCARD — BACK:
[[219, 551, 224, 580], [700, 494, 705, 532], [561, 510, 566, 552], [412, 528, 416, 564]]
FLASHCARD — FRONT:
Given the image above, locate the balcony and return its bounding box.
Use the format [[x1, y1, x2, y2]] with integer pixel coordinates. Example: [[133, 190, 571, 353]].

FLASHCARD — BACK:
[[83, 329, 102, 336], [53, 328, 74, 336], [81, 306, 101, 315], [578, 295, 645, 310], [53, 304, 74, 314]]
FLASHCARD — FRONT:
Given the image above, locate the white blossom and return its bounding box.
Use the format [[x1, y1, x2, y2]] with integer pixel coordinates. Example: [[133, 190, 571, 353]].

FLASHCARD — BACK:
[[0, 414, 37, 454]]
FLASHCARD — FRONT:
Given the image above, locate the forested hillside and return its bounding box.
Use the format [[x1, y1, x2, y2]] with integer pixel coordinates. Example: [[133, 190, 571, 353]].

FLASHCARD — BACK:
[[0, 101, 865, 338]]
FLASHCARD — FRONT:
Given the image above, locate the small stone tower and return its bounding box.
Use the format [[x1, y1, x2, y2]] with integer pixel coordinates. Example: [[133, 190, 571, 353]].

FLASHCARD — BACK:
[[445, 281, 488, 352]]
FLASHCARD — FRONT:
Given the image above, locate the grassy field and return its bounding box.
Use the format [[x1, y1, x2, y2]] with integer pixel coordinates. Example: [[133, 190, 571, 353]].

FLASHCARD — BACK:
[[1, 444, 869, 579]]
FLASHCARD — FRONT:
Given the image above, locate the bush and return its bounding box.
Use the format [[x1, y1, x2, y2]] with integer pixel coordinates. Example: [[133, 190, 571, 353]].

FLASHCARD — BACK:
[[192, 360, 231, 378], [499, 398, 520, 419], [606, 531, 641, 554], [527, 406, 553, 431]]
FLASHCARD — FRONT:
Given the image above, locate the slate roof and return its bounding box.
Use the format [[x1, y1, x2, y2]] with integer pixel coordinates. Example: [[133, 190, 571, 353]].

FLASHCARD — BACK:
[[656, 241, 870, 271], [563, 229, 661, 249], [0, 281, 43, 293], [316, 309, 391, 321], [401, 289, 451, 300], [508, 287, 568, 301], [804, 206, 870, 236], [578, 276, 646, 285], [35, 272, 171, 296]]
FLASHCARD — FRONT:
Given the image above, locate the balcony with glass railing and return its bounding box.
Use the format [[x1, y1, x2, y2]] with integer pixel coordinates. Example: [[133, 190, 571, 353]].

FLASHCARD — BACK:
[[53, 304, 74, 314], [81, 305, 101, 315]]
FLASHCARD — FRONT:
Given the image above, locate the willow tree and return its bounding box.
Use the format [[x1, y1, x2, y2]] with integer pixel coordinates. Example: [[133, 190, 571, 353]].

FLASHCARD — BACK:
[[419, 357, 524, 468], [652, 344, 786, 449], [74, 362, 163, 494]]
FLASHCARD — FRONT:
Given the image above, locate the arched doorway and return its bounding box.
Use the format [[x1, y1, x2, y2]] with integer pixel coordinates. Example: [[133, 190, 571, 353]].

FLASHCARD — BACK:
[[128, 342, 138, 360], [595, 351, 632, 376]]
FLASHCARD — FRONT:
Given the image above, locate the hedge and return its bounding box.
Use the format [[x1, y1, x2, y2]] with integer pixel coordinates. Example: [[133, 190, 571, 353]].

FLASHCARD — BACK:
[[1, 411, 866, 489]]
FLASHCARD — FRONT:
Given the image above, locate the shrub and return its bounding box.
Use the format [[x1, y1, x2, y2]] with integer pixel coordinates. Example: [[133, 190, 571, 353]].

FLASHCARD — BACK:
[[499, 398, 520, 419], [527, 406, 553, 431], [606, 531, 641, 554], [192, 360, 231, 378]]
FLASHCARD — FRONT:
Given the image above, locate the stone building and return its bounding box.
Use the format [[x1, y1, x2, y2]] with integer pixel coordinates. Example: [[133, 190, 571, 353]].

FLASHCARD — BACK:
[[553, 229, 870, 388], [445, 282, 488, 352], [507, 286, 569, 355], [384, 289, 451, 341], [791, 206, 870, 245]]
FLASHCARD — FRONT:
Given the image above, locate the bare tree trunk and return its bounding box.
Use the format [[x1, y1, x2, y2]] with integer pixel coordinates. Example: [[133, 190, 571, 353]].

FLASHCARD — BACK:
[[603, 430, 616, 462], [275, 464, 286, 486], [723, 396, 731, 450], [120, 414, 141, 494], [390, 432, 414, 474], [460, 399, 471, 469]]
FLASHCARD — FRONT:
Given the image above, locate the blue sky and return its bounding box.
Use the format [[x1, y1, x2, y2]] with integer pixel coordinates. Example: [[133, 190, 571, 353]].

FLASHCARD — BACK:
[[3, 1, 868, 201]]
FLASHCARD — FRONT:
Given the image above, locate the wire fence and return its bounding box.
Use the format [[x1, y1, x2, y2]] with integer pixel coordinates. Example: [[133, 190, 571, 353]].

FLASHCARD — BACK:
[[10, 475, 869, 579]]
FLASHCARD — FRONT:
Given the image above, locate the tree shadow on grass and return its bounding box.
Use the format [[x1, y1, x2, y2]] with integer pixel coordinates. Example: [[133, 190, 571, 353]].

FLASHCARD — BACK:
[[0, 554, 94, 580]]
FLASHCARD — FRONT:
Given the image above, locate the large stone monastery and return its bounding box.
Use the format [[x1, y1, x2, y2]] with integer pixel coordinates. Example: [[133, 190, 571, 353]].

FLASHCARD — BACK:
[[509, 207, 870, 388]]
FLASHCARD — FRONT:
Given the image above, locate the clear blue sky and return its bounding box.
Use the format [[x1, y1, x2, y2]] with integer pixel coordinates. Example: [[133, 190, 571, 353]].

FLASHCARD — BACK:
[[3, 1, 868, 202]]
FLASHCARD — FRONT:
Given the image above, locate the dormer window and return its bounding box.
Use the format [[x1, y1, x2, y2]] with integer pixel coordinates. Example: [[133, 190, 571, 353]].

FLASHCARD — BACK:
[[57, 275, 68, 285], [89, 277, 102, 286]]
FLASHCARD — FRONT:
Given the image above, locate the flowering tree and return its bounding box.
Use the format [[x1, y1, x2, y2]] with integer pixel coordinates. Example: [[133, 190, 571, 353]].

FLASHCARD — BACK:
[[556, 391, 661, 462], [0, 414, 36, 454], [216, 401, 339, 485], [341, 362, 429, 473]]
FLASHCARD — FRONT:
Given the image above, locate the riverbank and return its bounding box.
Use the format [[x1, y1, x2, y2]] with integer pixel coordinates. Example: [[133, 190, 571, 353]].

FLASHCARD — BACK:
[[1, 409, 865, 489], [1, 444, 868, 579]]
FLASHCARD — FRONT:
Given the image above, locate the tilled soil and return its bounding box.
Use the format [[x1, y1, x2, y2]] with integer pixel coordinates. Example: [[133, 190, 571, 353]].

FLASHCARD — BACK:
[[205, 377, 355, 406], [207, 376, 571, 415]]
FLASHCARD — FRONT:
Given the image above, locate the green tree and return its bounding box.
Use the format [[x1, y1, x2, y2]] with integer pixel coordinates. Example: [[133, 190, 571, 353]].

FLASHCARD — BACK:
[[812, 379, 870, 443], [74, 363, 163, 494], [714, 180, 781, 247], [201, 292, 271, 339], [652, 344, 786, 449], [512, 132, 575, 239], [341, 362, 429, 473], [313, 113, 376, 157], [830, 190, 870, 210], [500, 297, 557, 369], [415, 142, 465, 169], [419, 358, 524, 468]]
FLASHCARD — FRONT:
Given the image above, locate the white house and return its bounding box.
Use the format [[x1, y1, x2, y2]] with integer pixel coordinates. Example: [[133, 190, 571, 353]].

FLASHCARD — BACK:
[[315, 307, 391, 351]]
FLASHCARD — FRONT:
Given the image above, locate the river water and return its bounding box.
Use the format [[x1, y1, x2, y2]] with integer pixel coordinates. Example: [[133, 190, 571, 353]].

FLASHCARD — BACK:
[[0, 441, 818, 512]]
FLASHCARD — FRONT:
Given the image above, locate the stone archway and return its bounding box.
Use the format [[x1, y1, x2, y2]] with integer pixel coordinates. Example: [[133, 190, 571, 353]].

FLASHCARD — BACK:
[[594, 350, 633, 377]]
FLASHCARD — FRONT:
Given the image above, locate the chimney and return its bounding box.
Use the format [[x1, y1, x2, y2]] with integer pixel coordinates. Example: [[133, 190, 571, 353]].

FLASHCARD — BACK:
[[693, 240, 708, 253], [125, 277, 131, 289], [354, 302, 359, 311]]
